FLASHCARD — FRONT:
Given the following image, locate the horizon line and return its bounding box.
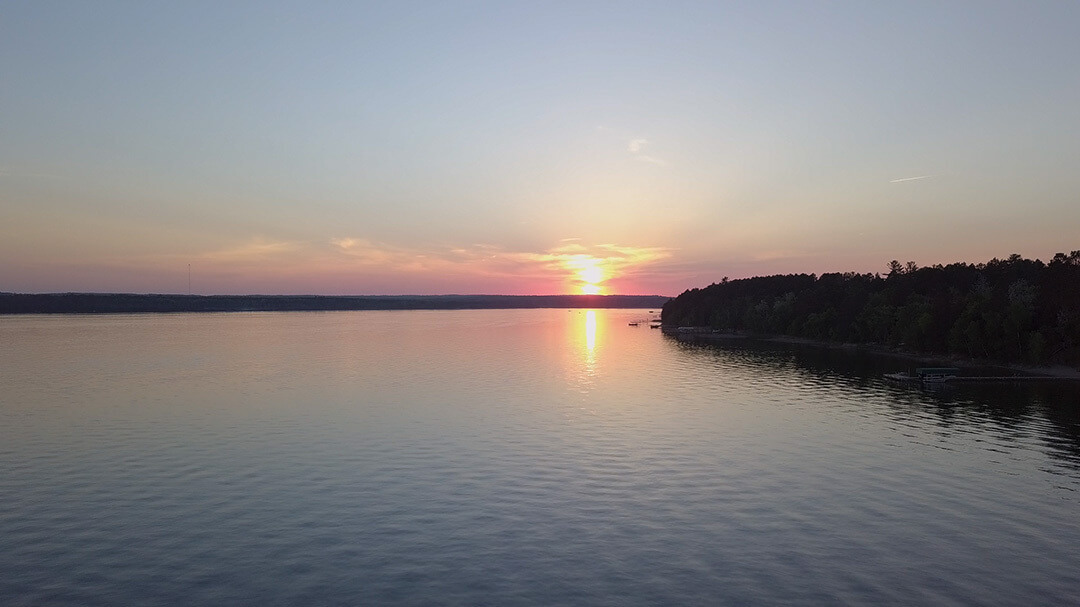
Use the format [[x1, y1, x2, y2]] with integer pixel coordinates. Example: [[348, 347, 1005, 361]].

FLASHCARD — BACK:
[[0, 291, 674, 298]]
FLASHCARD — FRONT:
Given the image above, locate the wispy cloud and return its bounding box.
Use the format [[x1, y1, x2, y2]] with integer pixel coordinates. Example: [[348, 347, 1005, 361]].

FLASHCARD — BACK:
[[626, 137, 667, 166], [158, 236, 673, 294], [329, 238, 671, 291], [889, 175, 932, 183], [512, 242, 672, 289], [331, 237, 447, 272], [202, 238, 303, 262]]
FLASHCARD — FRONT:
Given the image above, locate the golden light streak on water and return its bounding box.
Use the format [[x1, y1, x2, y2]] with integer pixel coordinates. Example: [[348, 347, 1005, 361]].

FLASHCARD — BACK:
[[585, 310, 597, 352]]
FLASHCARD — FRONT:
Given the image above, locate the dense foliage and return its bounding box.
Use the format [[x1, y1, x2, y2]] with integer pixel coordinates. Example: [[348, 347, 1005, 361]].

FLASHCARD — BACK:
[[662, 252, 1080, 366]]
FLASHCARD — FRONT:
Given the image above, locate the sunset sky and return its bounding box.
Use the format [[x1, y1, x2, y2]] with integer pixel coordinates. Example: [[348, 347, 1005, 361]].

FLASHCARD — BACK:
[[2, 2, 1078, 295]]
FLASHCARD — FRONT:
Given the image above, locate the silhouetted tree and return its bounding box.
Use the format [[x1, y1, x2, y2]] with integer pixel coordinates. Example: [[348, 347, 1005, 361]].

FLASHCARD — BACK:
[[662, 252, 1080, 366]]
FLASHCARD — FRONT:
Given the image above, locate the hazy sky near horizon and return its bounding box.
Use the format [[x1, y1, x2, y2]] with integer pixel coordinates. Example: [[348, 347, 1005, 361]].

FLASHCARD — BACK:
[[2, 1, 1078, 295]]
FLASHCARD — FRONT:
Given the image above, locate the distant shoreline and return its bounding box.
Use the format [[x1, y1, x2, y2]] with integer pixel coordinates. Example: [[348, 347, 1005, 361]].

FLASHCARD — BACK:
[[0, 293, 670, 315]]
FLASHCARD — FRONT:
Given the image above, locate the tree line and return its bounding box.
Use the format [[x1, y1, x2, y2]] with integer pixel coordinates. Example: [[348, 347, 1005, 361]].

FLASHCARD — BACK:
[[0, 293, 671, 314], [661, 252, 1080, 366]]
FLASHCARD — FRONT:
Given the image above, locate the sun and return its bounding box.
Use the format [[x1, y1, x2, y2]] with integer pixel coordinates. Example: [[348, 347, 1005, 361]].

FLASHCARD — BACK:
[[560, 253, 615, 295], [579, 264, 604, 285], [575, 259, 606, 294]]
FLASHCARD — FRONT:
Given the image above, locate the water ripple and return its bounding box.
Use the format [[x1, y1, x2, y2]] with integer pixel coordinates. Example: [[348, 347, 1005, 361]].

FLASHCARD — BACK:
[[2, 311, 1079, 605]]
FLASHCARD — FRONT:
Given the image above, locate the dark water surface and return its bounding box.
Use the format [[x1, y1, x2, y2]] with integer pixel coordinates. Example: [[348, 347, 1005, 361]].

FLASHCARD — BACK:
[[2, 310, 1079, 606]]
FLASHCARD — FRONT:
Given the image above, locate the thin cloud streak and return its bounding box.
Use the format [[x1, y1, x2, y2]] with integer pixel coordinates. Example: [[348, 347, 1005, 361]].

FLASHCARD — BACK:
[[889, 175, 932, 183], [328, 238, 672, 293], [636, 155, 667, 166], [201, 238, 304, 262], [625, 135, 667, 165]]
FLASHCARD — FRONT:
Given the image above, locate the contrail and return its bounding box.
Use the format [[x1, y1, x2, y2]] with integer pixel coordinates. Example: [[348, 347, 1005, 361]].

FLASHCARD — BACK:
[[890, 175, 932, 183]]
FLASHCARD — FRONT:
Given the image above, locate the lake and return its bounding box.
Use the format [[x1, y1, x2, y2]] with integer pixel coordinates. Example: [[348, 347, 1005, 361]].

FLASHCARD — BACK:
[[2, 309, 1079, 605]]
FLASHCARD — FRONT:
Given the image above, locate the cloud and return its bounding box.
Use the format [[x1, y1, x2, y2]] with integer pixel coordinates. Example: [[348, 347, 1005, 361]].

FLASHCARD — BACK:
[[636, 155, 667, 166], [512, 242, 672, 287], [328, 238, 672, 288], [330, 237, 357, 249], [201, 238, 303, 262], [626, 137, 666, 165], [330, 237, 441, 271], [889, 175, 932, 183], [160, 236, 674, 294]]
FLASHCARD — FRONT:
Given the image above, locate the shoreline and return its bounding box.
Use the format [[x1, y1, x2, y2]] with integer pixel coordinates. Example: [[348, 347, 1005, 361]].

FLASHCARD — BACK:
[[664, 328, 1080, 380]]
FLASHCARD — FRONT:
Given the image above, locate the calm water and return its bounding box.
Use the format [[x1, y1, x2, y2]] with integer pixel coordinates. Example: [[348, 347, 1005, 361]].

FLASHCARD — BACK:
[[2, 309, 1079, 606]]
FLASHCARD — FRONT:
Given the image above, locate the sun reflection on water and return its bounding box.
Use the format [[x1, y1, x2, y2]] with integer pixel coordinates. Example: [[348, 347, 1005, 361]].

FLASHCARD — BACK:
[[565, 309, 601, 396], [585, 310, 596, 352], [579, 309, 599, 389]]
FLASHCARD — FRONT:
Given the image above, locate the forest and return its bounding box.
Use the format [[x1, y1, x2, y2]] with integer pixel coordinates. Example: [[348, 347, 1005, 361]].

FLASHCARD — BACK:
[[661, 252, 1080, 366]]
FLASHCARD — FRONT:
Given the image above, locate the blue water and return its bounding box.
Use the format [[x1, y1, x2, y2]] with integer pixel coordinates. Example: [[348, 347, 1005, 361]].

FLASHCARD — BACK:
[[2, 309, 1079, 605]]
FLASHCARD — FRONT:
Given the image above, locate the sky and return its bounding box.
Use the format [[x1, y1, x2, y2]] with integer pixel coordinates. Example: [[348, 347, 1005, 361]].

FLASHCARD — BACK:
[[2, 1, 1078, 296]]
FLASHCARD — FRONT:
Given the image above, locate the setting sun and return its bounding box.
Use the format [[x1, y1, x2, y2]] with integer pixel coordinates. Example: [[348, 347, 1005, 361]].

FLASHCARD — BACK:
[[578, 262, 605, 294], [564, 255, 609, 295], [578, 264, 604, 285]]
